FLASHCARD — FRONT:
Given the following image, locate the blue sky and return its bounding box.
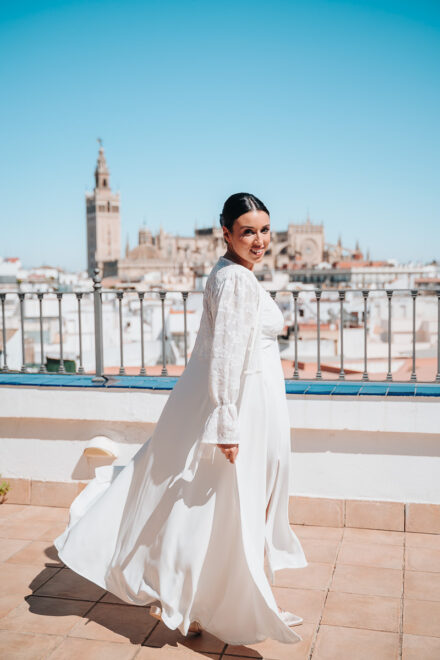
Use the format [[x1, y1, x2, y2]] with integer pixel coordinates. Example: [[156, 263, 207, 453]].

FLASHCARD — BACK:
[[1, 0, 439, 270]]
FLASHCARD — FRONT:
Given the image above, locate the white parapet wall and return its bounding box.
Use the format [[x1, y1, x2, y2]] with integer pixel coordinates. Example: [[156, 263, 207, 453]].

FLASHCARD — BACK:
[[0, 385, 439, 504]]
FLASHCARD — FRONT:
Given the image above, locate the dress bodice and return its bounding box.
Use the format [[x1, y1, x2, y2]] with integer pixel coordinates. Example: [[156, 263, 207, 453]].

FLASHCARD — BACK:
[[259, 286, 285, 350]]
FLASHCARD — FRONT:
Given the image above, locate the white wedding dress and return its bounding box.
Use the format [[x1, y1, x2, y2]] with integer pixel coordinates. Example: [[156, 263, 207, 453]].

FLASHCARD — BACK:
[[54, 255, 307, 646]]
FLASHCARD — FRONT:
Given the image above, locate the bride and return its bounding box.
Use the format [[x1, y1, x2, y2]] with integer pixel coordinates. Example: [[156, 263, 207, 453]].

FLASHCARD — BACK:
[[54, 192, 307, 646]]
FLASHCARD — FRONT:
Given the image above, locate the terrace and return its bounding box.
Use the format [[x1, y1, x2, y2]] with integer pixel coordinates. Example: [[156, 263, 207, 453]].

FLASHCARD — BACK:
[[0, 270, 439, 658], [0, 503, 439, 659]]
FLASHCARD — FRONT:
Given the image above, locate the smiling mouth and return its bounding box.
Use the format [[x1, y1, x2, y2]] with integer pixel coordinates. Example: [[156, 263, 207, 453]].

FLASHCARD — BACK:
[[250, 248, 264, 256]]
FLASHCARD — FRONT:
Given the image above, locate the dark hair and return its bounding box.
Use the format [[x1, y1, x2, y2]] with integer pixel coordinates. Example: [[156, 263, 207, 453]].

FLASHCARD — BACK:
[[219, 193, 270, 232]]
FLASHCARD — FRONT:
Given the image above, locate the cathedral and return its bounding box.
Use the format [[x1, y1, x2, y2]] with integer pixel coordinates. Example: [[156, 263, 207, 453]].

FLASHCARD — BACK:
[[86, 146, 359, 282]]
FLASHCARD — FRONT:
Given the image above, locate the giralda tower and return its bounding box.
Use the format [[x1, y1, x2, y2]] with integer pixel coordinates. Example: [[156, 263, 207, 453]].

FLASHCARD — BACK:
[[86, 142, 121, 277]]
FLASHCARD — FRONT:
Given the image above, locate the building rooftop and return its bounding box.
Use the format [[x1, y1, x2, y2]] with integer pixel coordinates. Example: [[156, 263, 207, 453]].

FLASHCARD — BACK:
[[0, 503, 439, 659]]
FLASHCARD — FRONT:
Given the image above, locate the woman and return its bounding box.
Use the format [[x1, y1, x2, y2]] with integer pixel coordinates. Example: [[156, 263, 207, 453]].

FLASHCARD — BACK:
[[54, 192, 307, 646]]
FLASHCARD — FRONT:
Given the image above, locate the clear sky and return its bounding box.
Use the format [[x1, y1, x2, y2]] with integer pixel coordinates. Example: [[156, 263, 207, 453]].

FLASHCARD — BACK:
[[1, 0, 439, 271]]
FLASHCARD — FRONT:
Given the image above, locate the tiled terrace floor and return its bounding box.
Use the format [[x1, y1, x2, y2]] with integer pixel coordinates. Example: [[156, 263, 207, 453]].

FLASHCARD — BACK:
[[0, 505, 439, 659]]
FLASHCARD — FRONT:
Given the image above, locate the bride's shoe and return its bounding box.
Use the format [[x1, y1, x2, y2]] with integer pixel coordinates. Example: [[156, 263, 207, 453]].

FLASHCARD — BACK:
[[149, 605, 163, 622], [188, 621, 203, 634], [149, 605, 202, 635], [278, 609, 303, 627]]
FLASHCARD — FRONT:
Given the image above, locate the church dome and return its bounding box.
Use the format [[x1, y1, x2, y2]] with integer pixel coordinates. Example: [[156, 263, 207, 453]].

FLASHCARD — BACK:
[[127, 244, 160, 261]]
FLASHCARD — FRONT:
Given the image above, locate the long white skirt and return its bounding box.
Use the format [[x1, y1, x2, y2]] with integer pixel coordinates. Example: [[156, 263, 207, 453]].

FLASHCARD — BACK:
[[54, 346, 306, 645]]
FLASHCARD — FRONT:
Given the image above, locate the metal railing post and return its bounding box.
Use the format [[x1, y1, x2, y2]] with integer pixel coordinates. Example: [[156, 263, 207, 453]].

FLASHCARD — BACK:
[[159, 291, 168, 376], [362, 289, 369, 381], [138, 292, 146, 375], [18, 292, 26, 372], [182, 291, 189, 367], [338, 290, 346, 380], [37, 292, 46, 373], [386, 289, 393, 381], [436, 290, 440, 383], [292, 291, 299, 379], [56, 292, 65, 373], [116, 291, 126, 375], [92, 268, 106, 384], [410, 289, 418, 382], [0, 293, 8, 372], [315, 288, 322, 379], [76, 293, 84, 374]]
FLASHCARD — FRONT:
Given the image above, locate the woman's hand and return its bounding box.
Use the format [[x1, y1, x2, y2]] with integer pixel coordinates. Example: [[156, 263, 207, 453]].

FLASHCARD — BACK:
[[217, 443, 239, 464]]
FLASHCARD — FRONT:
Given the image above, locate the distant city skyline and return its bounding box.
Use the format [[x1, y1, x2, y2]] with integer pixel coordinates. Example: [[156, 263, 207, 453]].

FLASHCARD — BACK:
[[1, 0, 439, 270]]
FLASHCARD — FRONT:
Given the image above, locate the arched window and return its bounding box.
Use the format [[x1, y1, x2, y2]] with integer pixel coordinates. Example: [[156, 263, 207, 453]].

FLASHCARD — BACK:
[[103, 178, 107, 187]]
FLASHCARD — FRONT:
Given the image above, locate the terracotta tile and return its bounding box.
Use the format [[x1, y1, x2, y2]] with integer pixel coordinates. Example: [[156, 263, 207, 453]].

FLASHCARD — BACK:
[[343, 527, 404, 546], [299, 539, 339, 564], [403, 599, 440, 637], [30, 567, 63, 594], [406, 546, 440, 572], [322, 592, 401, 632], [406, 532, 440, 550], [402, 633, 440, 660], [16, 505, 70, 522], [0, 537, 30, 562], [313, 625, 399, 660], [2, 478, 31, 505], [145, 620, 225, 653], [138, 646, 219, 659], [0, 517, 55, 540], [406, 503, 440, 534], [0, 594, 26, 619], [345, 500, 404, 531], [405, 570, 440, 601], [34, 567, 105, 601], [36, 521, 68, 542], [0, 562, 61, 596], [47, 636, 140, 660], [272, 586, 326, 623], [291, 525, 343, 541], [273, 562, 333, 590], [0, 595, 92, 635], [0, 630, 63, 658], [100, 591, 134, 605], [223, 622, 316, 659], [6, 540, 63, 567], [68, 602, 156, 644], [331, 564, 403, 598], [30, 481, 79, 508], [0, 503, 27, 518], [289, 496, 344, 527], [338, 541, 403, 569]]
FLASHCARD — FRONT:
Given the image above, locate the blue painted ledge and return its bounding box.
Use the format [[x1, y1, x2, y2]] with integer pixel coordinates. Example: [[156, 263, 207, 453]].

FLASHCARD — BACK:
[[0, 373, 440, 396]]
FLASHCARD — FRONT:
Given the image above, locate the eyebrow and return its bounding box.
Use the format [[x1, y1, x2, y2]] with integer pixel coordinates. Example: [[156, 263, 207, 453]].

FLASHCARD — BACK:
[[241, 224, 270, 229]]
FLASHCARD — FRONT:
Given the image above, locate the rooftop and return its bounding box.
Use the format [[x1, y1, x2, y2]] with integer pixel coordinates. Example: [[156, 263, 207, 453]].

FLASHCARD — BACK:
[[0, 503, 439, 659]]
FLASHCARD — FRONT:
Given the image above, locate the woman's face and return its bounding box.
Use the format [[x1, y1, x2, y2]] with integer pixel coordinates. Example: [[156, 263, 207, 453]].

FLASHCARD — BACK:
[[223, 210, 270, 270]]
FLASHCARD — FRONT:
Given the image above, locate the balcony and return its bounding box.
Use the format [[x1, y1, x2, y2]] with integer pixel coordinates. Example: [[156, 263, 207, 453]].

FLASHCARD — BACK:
[[1, 271, 439, 508]]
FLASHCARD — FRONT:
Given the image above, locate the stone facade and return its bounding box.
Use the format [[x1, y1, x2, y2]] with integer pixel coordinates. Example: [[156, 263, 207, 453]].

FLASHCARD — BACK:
[[118, 218, 349, 281], [117, 225, 227, 282]]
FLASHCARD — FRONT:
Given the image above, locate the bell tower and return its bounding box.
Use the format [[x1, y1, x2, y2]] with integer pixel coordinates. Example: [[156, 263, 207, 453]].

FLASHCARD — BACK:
[[86, 140, 121, 277]]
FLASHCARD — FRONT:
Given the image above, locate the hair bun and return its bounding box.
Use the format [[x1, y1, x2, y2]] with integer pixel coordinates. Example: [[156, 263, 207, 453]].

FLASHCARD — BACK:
[[220, 193, 269, 232]]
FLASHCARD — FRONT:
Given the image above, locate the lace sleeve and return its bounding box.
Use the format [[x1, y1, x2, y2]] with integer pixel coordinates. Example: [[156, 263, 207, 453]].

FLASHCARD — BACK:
[[200, 267, 259, 445]]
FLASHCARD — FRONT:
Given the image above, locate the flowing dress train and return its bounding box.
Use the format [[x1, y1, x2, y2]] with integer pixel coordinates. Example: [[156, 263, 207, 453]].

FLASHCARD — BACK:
[[54, 255, 307, 645]]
